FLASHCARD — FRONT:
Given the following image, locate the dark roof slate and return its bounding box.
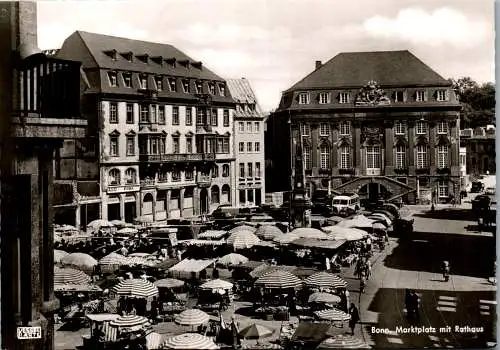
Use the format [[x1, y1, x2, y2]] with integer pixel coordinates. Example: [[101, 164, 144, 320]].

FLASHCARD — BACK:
[[74, 31, 225, 81], [287, 50, 450, 91]]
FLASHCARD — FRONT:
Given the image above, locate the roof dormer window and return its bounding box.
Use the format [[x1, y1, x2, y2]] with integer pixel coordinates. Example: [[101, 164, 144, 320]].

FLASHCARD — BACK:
[[178, 59, 190, 68], [136, 54, 149, 64], [151, 56, 163, 65], [121, 52, 133, 62], [104, 49, 117, 60], [191, 61, 202, 69], [168, 78, 177, 92], [154, 76, 163, 91], [219, 84, 226, 96], [165, 57, 176, 67], [108, 71, 118, 87], [208, 83, 216, 95], [139, 75, 148, 89], [298, 92, 310, 104], [195, 81, 203, 94], [123, 72, 132, 88], [436, 90, 447, 102], [182, 79, 190, 93]]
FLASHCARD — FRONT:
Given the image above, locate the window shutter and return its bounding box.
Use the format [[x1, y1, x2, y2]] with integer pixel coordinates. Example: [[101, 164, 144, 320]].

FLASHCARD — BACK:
[[424, 90, 428, 102], [445, 89, 450, 101]]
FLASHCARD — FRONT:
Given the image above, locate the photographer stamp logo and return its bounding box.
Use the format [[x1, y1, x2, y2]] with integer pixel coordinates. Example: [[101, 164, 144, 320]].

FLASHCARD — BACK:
[[17, 327, 41, 339]]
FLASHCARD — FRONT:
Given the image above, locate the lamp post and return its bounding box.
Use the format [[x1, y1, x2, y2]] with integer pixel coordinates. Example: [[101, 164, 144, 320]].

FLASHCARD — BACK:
[[288, 115, 293, 231]]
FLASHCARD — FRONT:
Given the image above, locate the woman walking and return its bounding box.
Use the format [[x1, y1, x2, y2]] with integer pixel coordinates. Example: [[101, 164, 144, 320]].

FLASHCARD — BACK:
[[349, 303, 360, 335]]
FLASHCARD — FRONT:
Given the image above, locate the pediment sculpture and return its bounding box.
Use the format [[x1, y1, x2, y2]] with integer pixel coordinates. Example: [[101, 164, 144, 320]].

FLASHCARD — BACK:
[[355, 80, 391, 106]]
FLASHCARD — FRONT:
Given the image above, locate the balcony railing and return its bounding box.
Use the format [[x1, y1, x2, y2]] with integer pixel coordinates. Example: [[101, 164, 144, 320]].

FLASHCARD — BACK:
[[139, 153, 215, 163], [197, 176, 211, 187]]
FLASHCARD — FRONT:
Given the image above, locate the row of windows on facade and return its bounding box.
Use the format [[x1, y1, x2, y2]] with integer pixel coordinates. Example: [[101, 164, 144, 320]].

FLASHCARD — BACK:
[[297, 90, 448, 105], [107, 71, 226, 96], [237, 121, 261, 133], [300, 121, 449, 137], [238, 142, 261, 153], [109, 135, 230, 156], [302, 144, 450, 170], [139, 185, 233, 211], [109, 103, 231, 127], [238, 188, 262, 205], [238, 162, 263, 178], [108, 164, 232, 185]]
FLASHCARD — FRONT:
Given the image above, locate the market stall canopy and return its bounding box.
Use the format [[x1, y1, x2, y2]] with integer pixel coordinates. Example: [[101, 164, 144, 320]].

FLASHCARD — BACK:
[[154, 278, 185, 289], [110, 220, 127, 228], [304, 272, 347, 289], [290, 322, 334, 345], [317, 335, 371, 349], [326, 216, 344, 224], [198, 230, 227, 240], [372, 222, 387, 230], [54, 283, 101, 292], [54, 249, 69, 263], [169, 259, 216, 278], [117, 227, 138, 235], [217, 253, 249, 266], [154, 258, 179, 270], [314, 308, 351, 321], [255, 225, 284, 241], [291, 228, 329, 240], [162, 333, 219, 349], [255, 270, 302, 289], [129, 252, 151, 258], [200, 279, 233, 290], [99, 252, 129, 266], [239, 323, 274, 339], [61, 253, 98, 270], [179, 239, 226, 246], [336, 215, 374, 229], [174, 309, 210, 326], [291, 238, 346, 250], [322, 226, 368, 241], [227, 231, 260, 250], [273, 233, 300, 245], [127, 256, 156, 267], [112, 278, 159, 298], [109, 314, 150, 327], [308, 292, 341, 304], [86, 314, 120, 323], [229, 260, 267, 271], [229, 225, 257, 234]]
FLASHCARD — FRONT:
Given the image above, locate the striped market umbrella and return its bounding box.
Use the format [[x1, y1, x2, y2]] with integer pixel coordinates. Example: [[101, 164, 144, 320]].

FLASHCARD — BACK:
[[127, 257, 156, 266], [314, 308, 351, 322], [99, 252, 129, 266], [238, 323, 274, 339], [308, 292, 341, 304], [54, 249, 69, 263], [61, 253, 98, 270], [227, 231, 260, 250], [200, 279, 233, 290], [154, 278, 185, 289], [317, 335, 371, 349], [229, 225, 257, 234], [54, 267, 91, 285], [162, 333, 219, 349], [217, 253, 249, 266], [112, 278, 159, 298], [304, 272, 348, 289], [174, 309, 210, 327], [255, 225, 284, 241], [146, 332, 165, 350], [291, 228, 329, 240], [255, 270, 302, 289], [109, 314, 149, 327]]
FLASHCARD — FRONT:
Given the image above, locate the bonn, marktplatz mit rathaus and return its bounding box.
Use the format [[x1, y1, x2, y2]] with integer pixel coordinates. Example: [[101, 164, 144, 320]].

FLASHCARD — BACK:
[[266, 50, 462, 205]]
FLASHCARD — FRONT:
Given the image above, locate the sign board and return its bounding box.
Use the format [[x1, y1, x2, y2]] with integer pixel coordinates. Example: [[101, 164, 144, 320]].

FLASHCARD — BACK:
[[169, 232, 178, 247]]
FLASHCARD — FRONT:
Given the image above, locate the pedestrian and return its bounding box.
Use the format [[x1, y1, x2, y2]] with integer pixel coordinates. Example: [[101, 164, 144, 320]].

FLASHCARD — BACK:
[[366, 260, 372, 280], [348, 303, 360, 335], [410, 291, 420, 319]]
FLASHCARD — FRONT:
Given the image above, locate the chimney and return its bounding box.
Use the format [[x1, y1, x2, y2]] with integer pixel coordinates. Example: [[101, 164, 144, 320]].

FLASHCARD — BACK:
[[315, 60, 322, 70]]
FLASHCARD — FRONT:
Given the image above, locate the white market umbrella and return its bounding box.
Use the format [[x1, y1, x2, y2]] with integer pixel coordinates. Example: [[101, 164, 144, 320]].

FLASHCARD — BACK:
[[117, 227, 138, 235], [200, 279, 233, 290], [291, 228, 329, 240], [217, 253, 249, 266], [308, 292, 342, 304], [54, 249, 69, 264], [227, 231, 260, 250]]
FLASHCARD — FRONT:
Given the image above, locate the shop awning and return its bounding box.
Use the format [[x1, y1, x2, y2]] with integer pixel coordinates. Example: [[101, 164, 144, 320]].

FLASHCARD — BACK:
[[169, 259, 216, 277], [290, 238, 347, 250]]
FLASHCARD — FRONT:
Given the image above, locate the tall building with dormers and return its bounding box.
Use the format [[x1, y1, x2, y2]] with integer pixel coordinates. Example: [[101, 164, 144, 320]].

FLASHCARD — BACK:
[[226, 78, 266, 207], [55, 31, 237, 225], [266, 50, 462, 205]]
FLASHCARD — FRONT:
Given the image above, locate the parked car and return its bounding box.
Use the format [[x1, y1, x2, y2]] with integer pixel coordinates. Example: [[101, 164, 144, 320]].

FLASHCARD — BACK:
[[485, 187, 496, 196], [471, 181, 485, 193]]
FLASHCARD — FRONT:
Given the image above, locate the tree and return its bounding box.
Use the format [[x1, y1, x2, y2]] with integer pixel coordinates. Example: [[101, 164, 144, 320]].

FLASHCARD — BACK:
[[451, 77, 495, 128]]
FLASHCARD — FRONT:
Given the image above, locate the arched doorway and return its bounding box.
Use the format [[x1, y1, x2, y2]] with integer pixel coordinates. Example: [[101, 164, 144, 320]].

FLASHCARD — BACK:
[[124, 194, 136, 223], [359, 183, 390, 203], [200, 188, 209, 214]]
